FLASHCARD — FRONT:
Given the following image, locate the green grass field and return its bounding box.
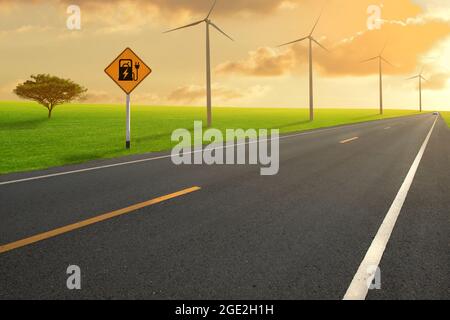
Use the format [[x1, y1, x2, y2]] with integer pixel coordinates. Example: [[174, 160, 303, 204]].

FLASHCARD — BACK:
[[441, 112, 450, 127], [0, 101, 425, 174]]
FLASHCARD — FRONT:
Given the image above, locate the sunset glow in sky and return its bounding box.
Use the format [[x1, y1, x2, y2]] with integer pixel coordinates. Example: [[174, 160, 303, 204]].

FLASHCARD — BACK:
[[0, 0, 449, 110]]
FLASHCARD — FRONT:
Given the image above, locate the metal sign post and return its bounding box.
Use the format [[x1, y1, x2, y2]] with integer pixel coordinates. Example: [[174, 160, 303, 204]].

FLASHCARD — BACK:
[[105, 48, 152, 149], [126, 94, 131, 149]]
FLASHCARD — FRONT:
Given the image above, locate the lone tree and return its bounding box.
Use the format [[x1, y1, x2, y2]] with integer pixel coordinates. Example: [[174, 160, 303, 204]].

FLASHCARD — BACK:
[[14, 74, 87, 118]]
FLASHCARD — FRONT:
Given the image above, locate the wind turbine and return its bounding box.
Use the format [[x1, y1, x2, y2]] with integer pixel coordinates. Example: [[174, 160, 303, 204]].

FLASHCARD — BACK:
[[278, 11, 329, 121], [361, 45, 394, 115], [164, 0, 233, 128], [407, 68, 427, 112]]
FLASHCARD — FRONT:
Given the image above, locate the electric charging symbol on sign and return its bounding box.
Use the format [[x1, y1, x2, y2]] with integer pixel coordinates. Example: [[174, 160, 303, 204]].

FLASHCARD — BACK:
[[119, 59, 140, 81], [105, 48, 152, 149]]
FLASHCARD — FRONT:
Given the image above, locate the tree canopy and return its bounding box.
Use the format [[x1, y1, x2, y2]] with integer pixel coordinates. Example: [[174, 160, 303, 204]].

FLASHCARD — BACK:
[[14, 74, 87, 118]]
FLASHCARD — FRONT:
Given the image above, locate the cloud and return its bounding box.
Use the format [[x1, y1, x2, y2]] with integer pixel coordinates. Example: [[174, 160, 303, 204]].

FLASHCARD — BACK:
[[59, 0, 297, 32], [84, 90, 121, 103], [216, 47, 296, 77], [216, 16, 450, 78], [56, 0, 290, 16], [86, 84, 269, 105], [0, 79, 23, 94], [85, 90, 162, 104], [167, 84, 243, 104], [167, 83, 269, 105], [422, 72, 450, 90], [0, 0, 292, 19], [1, 0, 445, 42], [0, 24, 52, 38], [167, 85, 207, 104], [0, 0, 293, 35], [85, 84, 268, 105], [415, 0, 450, 21], [309, 19, 450, 77]]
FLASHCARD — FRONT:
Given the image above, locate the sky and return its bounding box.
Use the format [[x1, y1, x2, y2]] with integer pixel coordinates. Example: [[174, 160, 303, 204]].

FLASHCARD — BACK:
[[0, 0, 449, 110]]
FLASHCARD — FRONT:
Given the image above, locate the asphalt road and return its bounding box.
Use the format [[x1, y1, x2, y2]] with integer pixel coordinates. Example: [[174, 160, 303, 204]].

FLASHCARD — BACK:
[[0, 113, 448, 300]]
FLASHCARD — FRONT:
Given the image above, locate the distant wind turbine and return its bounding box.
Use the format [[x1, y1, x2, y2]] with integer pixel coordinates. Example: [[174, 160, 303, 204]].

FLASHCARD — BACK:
[[407, 68, 427, 112], [278, 10, 329, 121], [361, 44, 394, 115], [164, 0, 233, 128]]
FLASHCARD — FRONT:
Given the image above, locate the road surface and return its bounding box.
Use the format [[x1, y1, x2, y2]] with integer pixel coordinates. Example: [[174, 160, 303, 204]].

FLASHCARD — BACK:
[[0, 113, 448, 299]]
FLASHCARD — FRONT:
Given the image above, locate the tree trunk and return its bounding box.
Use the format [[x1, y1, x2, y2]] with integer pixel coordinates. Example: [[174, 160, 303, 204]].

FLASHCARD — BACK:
[[48, 107, 52, 119]]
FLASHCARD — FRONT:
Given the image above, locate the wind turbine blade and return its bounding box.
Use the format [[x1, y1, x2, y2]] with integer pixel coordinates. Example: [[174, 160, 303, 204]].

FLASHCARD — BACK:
[[420, 66, 424, 75], [163, 20, 204, 33], [361, 56, 378, 63], [278, 36, 308, 47], [206, 0, 218, 19], [381, 57, 395, 67], [210, 22, 234, 41], [311, 38, 329, 52], [421, 76, 427, 81], [310, 9, 324, 36], [406, 75, 420, 80]]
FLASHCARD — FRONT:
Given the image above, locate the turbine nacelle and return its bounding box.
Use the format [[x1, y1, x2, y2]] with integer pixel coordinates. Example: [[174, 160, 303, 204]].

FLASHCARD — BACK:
[[407, 75, 427, 81], [277, 9, 329, 51], [277, 10, 329, 51], [407, 67, 427, 81], [163, 0, 233, 41], [277, 35, 329, 52], [361, 43, 396, 67], [361, 55, 395, 68]]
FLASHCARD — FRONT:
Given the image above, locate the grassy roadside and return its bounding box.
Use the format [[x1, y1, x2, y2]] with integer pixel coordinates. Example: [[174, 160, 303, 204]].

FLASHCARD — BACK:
[[441, 112, 450, 128], [0, 101, 424, 174]]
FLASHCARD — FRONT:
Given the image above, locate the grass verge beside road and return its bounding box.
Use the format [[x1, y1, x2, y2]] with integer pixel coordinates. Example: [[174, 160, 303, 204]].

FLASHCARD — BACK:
[[0, 101, 424, 174], [441, 112, 450, 128]]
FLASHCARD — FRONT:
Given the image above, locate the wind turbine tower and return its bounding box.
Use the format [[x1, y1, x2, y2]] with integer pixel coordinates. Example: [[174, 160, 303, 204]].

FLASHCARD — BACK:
[[361, 45, 394, 115], [278, 11, 329, 121], [164, 0, 233, 127], [407, 68, 427, 112]]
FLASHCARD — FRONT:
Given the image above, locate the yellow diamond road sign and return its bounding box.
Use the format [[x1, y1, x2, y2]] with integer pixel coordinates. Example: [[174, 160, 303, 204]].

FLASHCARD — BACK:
[[105, 47, 152, 95]]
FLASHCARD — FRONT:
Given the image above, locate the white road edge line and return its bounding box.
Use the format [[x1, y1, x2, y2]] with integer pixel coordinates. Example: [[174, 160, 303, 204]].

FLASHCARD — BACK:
[[343, 117, 438, 300], [340, 137, 359, 144], [0, 115, 427, 186]]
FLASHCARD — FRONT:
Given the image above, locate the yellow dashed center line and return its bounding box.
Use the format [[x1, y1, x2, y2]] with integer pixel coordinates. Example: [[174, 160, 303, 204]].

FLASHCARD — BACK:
[[0, 186, 201, 254], [340, 137, 359, 144]]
